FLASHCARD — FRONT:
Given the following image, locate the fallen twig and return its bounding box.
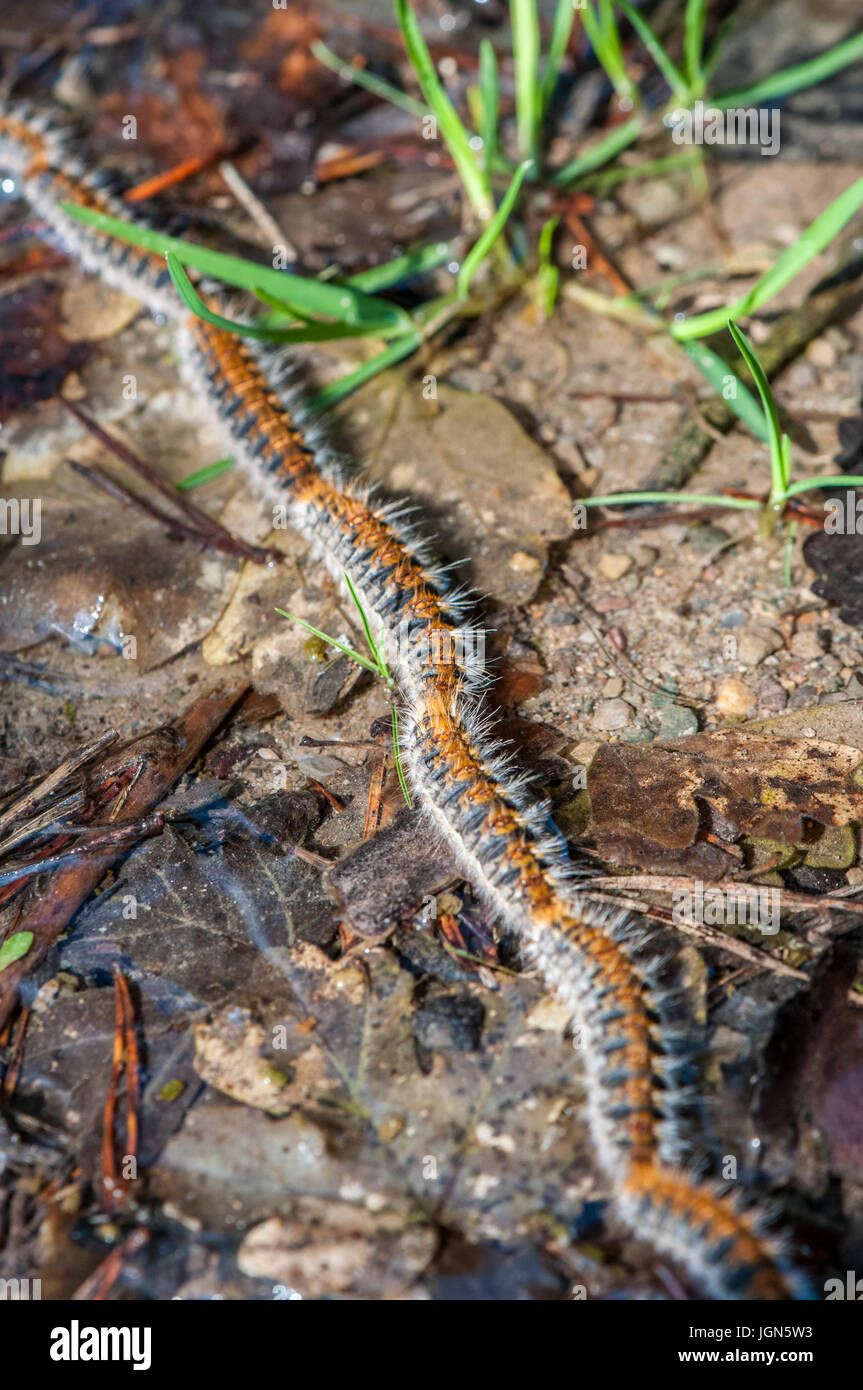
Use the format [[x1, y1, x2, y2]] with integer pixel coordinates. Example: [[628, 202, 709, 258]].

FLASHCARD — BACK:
[[589, 873, 863, 919], [1, 1005, 30, 1101], [0, 789, 86, 861], [101, 966, 140, 1214], [0, 729, 117, 838], [71, 1229, 149, 1301], [0, 813, 164, 889], [218, 158, 298, 259], [124, 144, 235, 203], [60, 397, 279, 565], [66, 458, 239, 551]]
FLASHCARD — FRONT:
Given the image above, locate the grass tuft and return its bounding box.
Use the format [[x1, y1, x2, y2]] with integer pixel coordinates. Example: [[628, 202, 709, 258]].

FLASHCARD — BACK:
[[277, 576, 412, 806]]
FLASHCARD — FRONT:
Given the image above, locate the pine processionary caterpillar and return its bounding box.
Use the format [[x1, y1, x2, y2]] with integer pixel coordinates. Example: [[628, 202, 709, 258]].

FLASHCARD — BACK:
[[0, 102, 810, 1300]]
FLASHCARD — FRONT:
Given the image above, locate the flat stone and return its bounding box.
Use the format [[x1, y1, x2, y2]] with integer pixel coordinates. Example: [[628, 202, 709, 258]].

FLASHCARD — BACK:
[[597, 551, 633, 581], [657, 704, 699, 738], [690, 524, 731, 552], [757, 675, 788, 712], [790, 629, 825, 662], [591, 697, 635, 731], [738, 623, 784, 667]]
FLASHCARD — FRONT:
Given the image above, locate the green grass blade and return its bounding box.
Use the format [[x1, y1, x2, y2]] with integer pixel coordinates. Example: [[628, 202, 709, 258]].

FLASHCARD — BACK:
[[394, 0, 493, 221], [581, 0, 635, 102], [541, 0, 577, 115], [344, 572, 391, 682], [256, 245, 455, 317], [457, 160, 531, 298], [582, 150, 697, 191], [250, 244, 453, 331], [780, 431, 793, 494], [311, 38, 427, 118], [727, 318, 785, 499], [617, 1, 688, 101], [176, 456, 235, 491], [702, 10, 741, 82], [684, 0, 708, 93], [306, 331, 423, 412], [391, 704, 413, 807], [478, 38, 500, 173], [511, 0, 541, 162], [345, 241, 454, 292], [536, 213, 560, 316], [551, 115, 644, 185], [670, 175, 863, 340], [274, 609, 381, 675], [713, 30, 863, 109], [581, 490, 761, 509], [250, 288, 315, 326], [783, 473, 863, 500], [679, 339, 768, 440], [165, 252, 286, 339], [166, 252, 410, 342], [59, 200, 407, 329]]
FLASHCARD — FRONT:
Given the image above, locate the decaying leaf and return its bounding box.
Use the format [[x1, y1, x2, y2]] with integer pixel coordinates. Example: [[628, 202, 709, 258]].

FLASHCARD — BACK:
[[194, 1006, 297, 1116], [585, 702, 863, 876], [0, 480, 241, 669], [329, 807, 460, 937], [147, 942, 599, 1258], [0, 282, 89, 421], [760, 948, 863, 1180], [344, 380, 573, 605]]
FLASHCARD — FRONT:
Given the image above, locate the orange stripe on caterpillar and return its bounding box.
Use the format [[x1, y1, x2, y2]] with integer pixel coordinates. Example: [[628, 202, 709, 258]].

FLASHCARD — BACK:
[[0, 103, 175, 312], [618, 1163, 805, 1300]]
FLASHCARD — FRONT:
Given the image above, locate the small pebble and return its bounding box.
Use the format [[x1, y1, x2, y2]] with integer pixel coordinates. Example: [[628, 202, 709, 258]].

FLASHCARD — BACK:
[[716, 676, 756, 717], [651, 678, 679, 709], [757, 676, 788, 712], [597, 551, 633, 581], [806, 337, 837, 368], [738, 624, 784, 667], [690, 524, 731, 552], [592, 697, 635, 731], [789, 629, 824, 662], [509, 550, 541, 574], [788, 682, 817, 710], [632, 544, 658, 568], [377, 1115, 405, 1142]]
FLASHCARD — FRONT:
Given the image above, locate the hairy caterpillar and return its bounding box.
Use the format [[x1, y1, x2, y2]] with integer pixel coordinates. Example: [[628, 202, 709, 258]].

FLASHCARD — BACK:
[[0, 101, 809, 1300]]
